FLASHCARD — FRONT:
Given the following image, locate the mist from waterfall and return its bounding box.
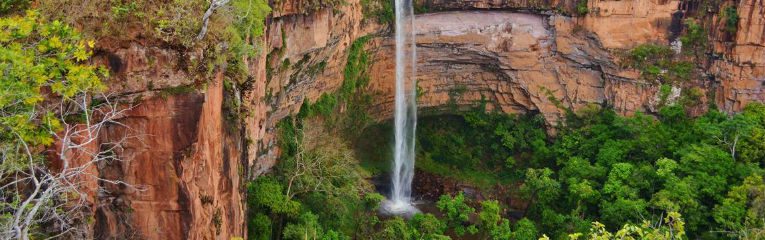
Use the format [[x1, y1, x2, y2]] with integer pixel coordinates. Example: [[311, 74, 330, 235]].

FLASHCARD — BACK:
[[382, 0, 418, 216]]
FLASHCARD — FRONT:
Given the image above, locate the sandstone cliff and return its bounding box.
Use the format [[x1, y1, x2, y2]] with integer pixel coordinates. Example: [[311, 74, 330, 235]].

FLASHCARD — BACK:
[[82, 45, 246, 239], [64, 0, 765, 238]]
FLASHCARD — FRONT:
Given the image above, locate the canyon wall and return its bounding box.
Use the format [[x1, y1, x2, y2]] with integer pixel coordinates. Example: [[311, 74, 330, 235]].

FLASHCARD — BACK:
[[367, 12, 650, 124], [80, 44, 245, 239], [711, 0, 765, 112], [72, 0, 765, 238]]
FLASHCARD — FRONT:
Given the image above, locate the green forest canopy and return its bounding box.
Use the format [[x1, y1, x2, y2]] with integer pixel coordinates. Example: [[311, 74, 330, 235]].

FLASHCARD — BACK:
[[253, 101, 765, 240]]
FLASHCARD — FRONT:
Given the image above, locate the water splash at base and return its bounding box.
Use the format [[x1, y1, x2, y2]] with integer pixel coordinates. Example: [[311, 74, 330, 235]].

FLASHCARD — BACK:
[[380, 199, 420, 218]]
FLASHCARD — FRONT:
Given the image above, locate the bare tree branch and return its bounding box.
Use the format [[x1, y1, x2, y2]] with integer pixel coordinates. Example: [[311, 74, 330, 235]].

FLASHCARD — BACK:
[[1, 93, 144, 239], [196, 0, 232, 41]]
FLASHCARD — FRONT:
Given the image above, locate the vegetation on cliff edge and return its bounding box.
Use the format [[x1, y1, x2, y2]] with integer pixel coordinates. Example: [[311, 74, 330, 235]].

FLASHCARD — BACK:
[[0, 11, 130, 239]]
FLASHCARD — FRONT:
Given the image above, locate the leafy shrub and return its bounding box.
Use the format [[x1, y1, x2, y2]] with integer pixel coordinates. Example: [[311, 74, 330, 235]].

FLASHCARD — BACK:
[[628, 44, 674, 68], [0, 10, 108, 238], [341, 36, 371, 101], [626, 44, 695, 83], [0, 11, 106, 145], [513, 218, 538, 240], [0, 0, 28, 15], [680, 19, 707, 57], [111, 1, 140, 19], [436, 193, 478, 236], [361, 0, 394, 26], [310, 93, 338, 118], [575, 0, 588, 16], [723, 6, 739, 35]]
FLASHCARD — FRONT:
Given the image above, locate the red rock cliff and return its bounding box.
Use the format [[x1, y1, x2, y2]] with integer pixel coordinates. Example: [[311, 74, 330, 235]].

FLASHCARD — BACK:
[[67, 0, 764, 238]]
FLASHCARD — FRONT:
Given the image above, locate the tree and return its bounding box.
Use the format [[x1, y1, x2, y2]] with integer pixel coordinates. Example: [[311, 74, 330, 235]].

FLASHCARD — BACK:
[[282, 212, 323, 240], [409, 213, 449, 240], [602, 163, 639, 199], [0, 11, 136, 239], [737, 103, 765, 163], [513, 218, 538, 240], [710, 114, 755, 161], [436, 193, 477, 236], [249, 213, 273, 240], [570, 212, 686, 240], [374, 217, 414, 240], [713, 174, 765, 238], [247, 177, 301, 217], [196, 0, 231, 40], [278, 120, 364, 201], [478, 200, 512, 240], [677, 144, 736, 203], [520, 168, 561, 209], [599, 198, 648, 229]]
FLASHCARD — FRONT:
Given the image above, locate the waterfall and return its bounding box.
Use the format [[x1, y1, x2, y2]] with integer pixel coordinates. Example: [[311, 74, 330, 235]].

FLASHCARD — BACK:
[[382, 0, 418, 215]]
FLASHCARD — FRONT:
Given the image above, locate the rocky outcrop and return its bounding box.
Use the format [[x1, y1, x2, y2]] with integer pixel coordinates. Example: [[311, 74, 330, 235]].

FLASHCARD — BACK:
[[583, 0, 681, 49], [65, 0, 764, 238], [246, 0, 376, 177], [415, 0, 571, 11], [416, 0, 682, 49], [69, 43, 246, 239], [366, 12, 655, 124], [93, 78, 244, 240], [710, 0, 765, 112], [255, 0, 765, 173]]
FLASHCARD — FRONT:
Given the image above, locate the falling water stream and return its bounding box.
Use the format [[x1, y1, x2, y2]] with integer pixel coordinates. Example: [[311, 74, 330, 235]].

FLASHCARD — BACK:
[[381, 0, 418, 216]]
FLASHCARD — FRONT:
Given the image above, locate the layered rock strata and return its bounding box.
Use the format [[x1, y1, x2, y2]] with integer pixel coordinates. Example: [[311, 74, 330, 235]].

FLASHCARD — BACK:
[[68, 0, 765, 238]]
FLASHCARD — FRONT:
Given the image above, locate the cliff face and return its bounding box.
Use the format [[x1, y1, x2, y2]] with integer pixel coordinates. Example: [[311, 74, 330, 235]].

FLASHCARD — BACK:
[[73, 0, 765, 238], [73, 43, 245, 239], [94, 79, 244, 240], [711, 0, 765, 112], [367, 12, 652, 124], [361, 0, 764, 124], [246, 0, 374, 176]]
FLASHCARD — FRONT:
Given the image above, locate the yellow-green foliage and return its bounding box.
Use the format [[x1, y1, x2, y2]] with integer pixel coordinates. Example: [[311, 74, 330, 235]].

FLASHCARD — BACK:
[[36, 0, 273, 97], [225, 0, 271, 82], [570, 212, 685, 240], [231, 0, 271, 40], [37, 0, 271, 63], [0, 11, 106, 145]]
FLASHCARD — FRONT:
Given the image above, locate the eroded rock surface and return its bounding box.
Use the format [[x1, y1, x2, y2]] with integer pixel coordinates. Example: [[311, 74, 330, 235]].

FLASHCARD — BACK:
[[66, 0, 765, 238], [92, 78, 244, 240], [367, 12, 653, 124], [711, 0, 765, 112]]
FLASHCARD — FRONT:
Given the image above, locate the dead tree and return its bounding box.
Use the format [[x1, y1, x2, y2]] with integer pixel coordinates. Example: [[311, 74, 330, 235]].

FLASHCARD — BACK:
[[0, 93, 141, 239], [196, 0, 232, 41]]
